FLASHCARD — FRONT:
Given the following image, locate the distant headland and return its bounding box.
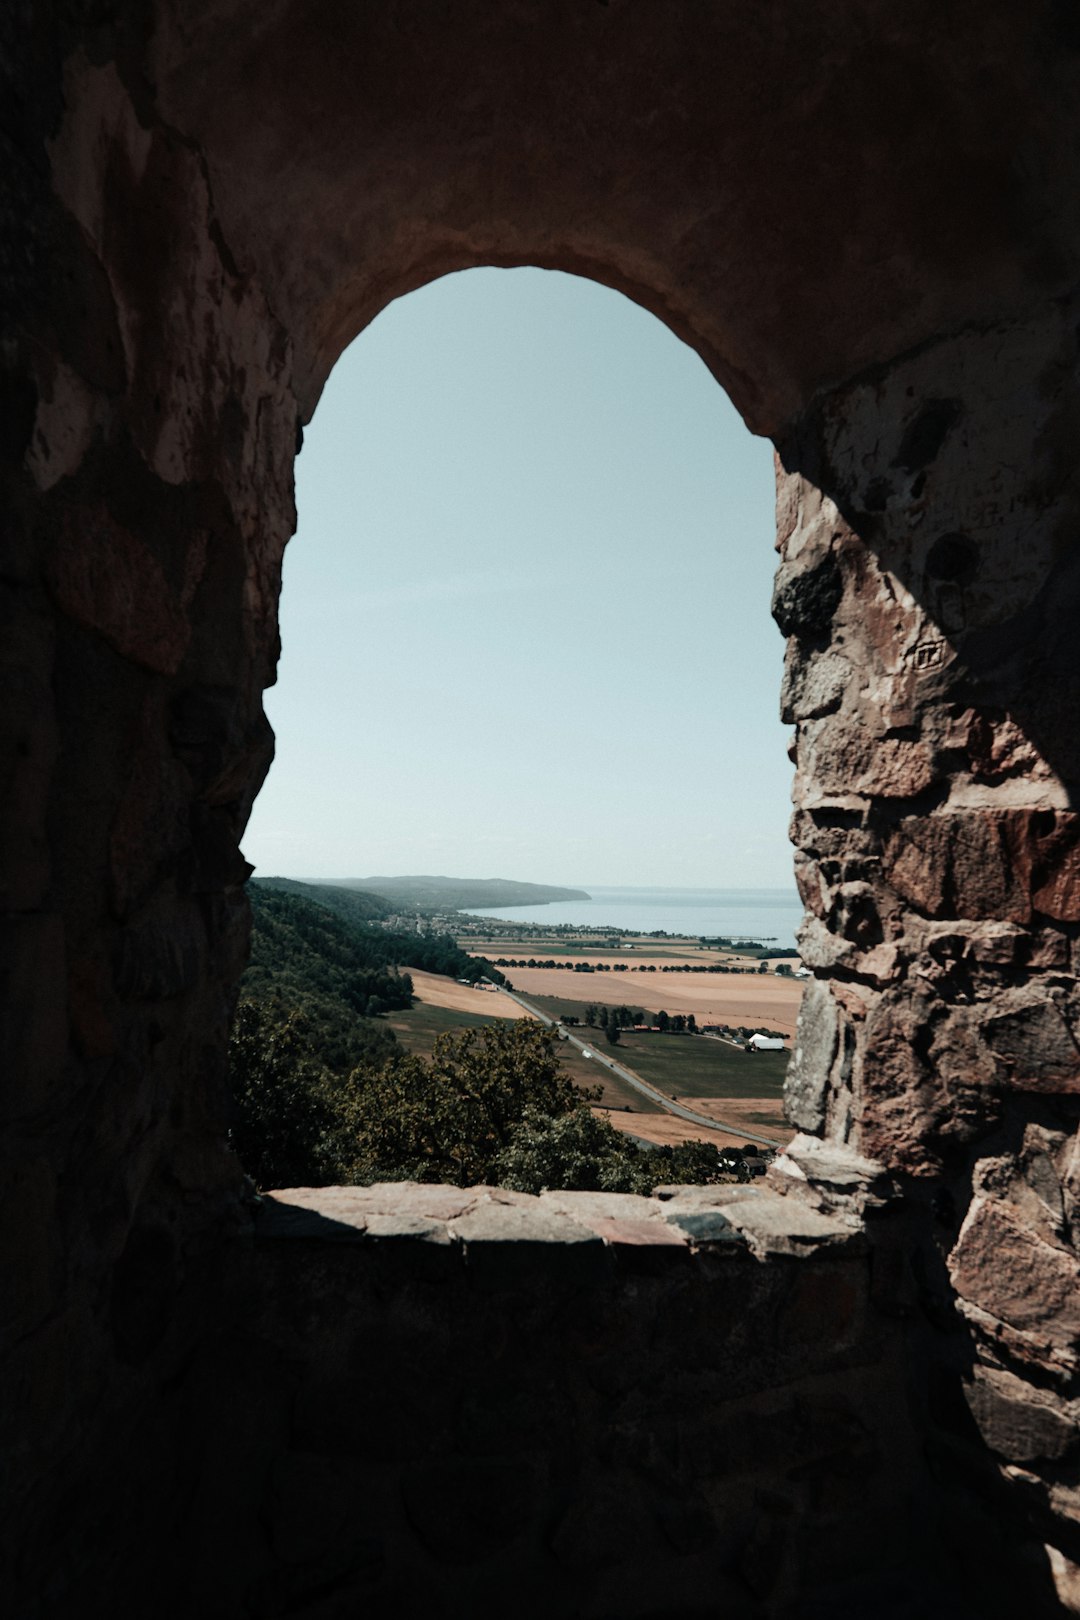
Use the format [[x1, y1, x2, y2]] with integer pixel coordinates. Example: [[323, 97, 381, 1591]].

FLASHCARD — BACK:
[[333, 875, 591, 911]]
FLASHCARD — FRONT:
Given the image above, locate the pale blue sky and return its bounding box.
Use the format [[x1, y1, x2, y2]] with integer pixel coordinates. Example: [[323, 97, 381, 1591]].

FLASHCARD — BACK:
[[243, 268, 794, 888]]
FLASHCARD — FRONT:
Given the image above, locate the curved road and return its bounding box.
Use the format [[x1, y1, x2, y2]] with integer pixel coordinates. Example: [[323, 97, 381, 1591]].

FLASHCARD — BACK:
[[494, 984, 783, 1151]]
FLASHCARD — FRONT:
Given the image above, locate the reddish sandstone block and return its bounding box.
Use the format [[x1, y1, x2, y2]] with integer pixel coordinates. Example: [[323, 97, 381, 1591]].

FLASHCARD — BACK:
[[950, 1196, 1080, 1371], [982, 997, 1080, 1092]]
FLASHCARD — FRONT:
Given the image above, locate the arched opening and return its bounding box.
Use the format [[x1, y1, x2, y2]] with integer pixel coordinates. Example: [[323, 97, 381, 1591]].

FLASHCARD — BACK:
[[238, 266, 799, 1191], [252, 268, 789, 880]]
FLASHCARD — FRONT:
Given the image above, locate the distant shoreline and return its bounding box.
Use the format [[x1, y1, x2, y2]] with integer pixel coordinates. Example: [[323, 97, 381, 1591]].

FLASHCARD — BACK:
[[463, 886, 804, 951]]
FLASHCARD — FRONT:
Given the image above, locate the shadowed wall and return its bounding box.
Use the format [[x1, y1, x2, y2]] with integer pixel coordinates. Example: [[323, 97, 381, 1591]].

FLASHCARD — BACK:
[[5, 2, 1080, 1612]]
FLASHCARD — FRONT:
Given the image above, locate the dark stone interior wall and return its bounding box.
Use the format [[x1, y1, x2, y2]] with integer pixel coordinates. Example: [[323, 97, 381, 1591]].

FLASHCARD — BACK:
[[5, 2, 1080, 1611], [4, 13, 299, 1595]]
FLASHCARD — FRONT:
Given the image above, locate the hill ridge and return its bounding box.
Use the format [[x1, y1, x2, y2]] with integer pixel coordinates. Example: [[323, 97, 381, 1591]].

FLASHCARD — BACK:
[[331, 875, 592, 910]]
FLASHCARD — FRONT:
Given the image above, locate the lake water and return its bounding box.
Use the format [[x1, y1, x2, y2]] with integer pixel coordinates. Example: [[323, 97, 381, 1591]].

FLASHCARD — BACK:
[[466, 886, 805, 949]]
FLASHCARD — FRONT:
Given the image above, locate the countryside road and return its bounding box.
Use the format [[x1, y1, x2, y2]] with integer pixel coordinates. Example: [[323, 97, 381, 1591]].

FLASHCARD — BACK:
[[494, 984, 784, 1150]]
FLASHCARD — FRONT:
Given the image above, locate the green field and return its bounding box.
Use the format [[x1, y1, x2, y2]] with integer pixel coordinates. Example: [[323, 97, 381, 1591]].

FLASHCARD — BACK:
[[615, 1030, 788, 1100], [523, 994, 787, 1102], [527, 993, 654, 1025], [524, 997, 784, 1093], [565, 1048, 667, 1114], [386, 1001, 497, 1057]]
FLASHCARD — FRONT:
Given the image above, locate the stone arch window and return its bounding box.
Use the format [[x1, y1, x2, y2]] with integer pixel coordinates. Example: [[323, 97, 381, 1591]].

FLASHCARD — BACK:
[[239, 261, 792, 1188], [9, 7, 1080, 1611], [250, 267, 786, 925]]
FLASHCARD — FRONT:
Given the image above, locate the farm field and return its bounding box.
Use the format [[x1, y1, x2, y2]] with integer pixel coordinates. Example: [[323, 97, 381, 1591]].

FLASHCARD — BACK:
[[406, 968, 526, 1019], [682, 1097, 790, 1136], [612, 1030, 788, 1100], [606, 1105, 793, 1153], [525, 993, 789, 1095], [389, 973, 789, 1147], [386, 999, 503, 1060], [389, 976, 605, 1093], [572, 1060, 667, 1114], [522, 994, 790, 1139], [495, 964, 804, 1037]]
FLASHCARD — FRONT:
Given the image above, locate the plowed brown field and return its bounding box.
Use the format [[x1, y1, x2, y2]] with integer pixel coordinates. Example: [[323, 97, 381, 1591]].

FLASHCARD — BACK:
[[408, 969, 532, 1020], [499, 964, 803, 1036], [598, 1099, 794, 1153]]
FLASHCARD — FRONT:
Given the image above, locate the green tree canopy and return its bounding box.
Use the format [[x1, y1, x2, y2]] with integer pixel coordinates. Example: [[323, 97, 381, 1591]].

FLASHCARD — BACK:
[[229, 999, 339, 1190], [335, 1021, 587, 1187]]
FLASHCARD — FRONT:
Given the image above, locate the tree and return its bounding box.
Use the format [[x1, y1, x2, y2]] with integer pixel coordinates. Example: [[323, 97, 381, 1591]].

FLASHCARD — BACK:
[[605, 1017, 621, 1046], [495, 1107, 654, 1194], [494, 1108, 726, 1196], [336, 1022, 591, 1187], [687, 1013, 697, 1033], [657, 1010, 670, 1032], [228, 998, 338, 1190]]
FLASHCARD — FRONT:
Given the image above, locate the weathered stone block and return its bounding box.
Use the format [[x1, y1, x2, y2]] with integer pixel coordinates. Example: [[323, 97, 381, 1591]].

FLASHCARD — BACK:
[[663, 1207, 749, 1247], [771, 551, 843, 641], [772, 1132, 892, 1210], [785, 982, 838, 1138], [964, 1367, 1079, 1465], [453, 1198, 608, 1288], [883, 811, 1080, 925], [950, 1195, 1080, 1371], [984, 997, 1080, 1092], [780, 648, 850, 723], [713, 1195, 863, 1260]]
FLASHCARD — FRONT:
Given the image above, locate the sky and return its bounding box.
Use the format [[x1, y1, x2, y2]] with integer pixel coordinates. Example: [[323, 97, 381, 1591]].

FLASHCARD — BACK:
[[242, 267, 795, 889]]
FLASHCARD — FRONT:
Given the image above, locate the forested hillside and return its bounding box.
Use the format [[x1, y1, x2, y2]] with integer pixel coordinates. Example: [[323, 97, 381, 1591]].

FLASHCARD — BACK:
[[336, 874, 590, 910], [252, 875, 391, 923], [246, 887, 415, 1017], [248, 882, 508, 987]]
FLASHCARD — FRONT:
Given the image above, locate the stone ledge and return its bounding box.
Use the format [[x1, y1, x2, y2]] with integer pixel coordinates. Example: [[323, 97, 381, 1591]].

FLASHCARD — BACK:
[[257, 1181, 867, 1262], [768, 1132, 895, 1214]]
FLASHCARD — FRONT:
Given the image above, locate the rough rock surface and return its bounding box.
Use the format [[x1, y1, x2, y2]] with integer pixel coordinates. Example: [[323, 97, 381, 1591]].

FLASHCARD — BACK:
[[5, 2, 1080, 1613]]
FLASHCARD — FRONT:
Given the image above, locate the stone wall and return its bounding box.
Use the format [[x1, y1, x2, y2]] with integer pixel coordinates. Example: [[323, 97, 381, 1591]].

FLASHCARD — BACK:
[[12, 1147, 1065, 1617], [774, 297, 1080, 1576], [5, 2, 1080, 1612]]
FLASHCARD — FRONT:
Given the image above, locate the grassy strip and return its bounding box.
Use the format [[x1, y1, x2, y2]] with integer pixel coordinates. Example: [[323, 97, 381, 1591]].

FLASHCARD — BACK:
[[386, 1001, 496, 1057]]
